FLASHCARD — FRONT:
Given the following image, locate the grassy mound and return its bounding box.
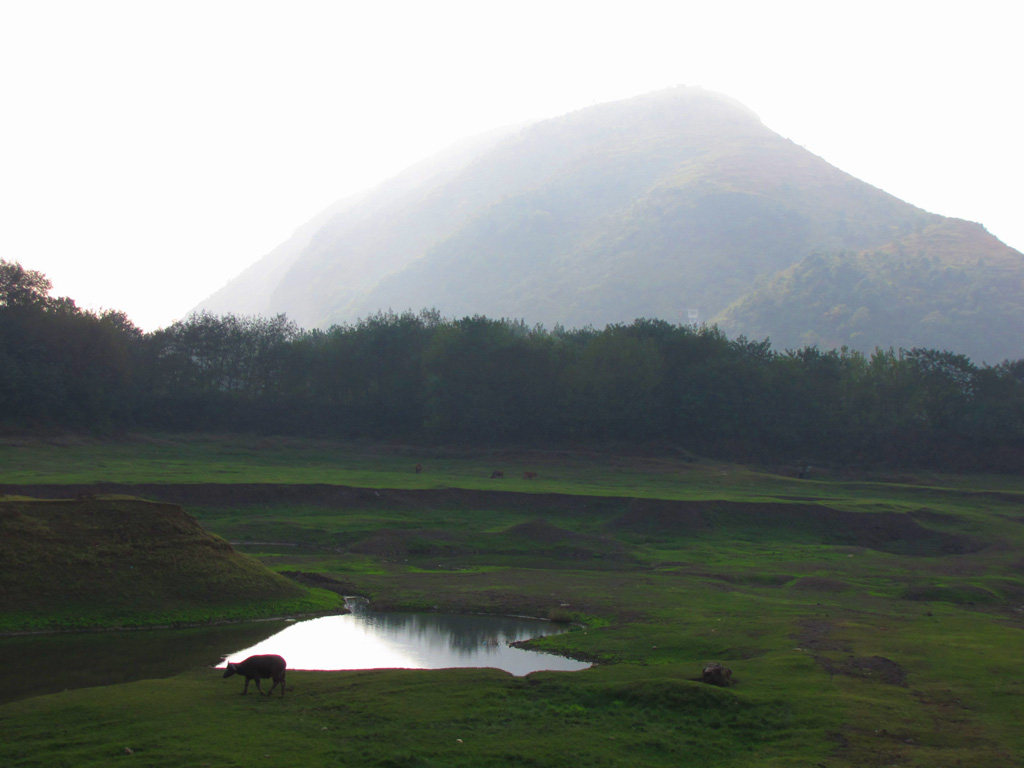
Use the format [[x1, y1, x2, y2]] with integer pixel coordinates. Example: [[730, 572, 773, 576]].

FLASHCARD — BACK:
[[0, 496, 339, 631]]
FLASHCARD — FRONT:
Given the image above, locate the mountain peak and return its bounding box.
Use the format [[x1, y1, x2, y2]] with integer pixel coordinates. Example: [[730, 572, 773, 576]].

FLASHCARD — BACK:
[[194, 89, 1024, 362]]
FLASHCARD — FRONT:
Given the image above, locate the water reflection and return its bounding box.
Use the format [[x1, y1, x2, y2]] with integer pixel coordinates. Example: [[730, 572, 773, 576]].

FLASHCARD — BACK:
[[220, 611, 590, 676]]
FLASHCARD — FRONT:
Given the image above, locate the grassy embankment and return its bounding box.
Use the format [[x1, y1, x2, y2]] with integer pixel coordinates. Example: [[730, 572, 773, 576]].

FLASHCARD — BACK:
[[0, 495, 341, 633], [1, 434, 1022, 767]]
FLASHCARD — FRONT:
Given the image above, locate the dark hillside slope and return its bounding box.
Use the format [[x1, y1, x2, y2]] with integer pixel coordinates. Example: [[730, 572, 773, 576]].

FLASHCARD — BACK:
[[195, 87, 1024, 361], [0, 496, 306, 627]]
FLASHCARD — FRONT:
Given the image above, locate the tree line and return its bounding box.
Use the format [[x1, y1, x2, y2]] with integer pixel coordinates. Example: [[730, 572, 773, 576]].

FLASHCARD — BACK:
[[2, 260, 1022, 470]]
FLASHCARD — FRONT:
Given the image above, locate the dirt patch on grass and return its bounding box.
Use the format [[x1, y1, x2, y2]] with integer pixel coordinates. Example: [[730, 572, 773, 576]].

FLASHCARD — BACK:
[[790, 576, 853, 593], [791, 619, 851, 652], [506, 519, 590, 544], [815, 654, 908, 686], [695, 570, 795, 587], [348, 528, 469, 559], [501, 519, 630, 560], [902, 584, 1001, 605], [609, 499, 980, 556]]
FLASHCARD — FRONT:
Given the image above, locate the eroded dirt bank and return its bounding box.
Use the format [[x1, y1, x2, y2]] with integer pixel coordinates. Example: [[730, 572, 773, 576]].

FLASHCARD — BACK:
[[1, 482, 982, 556]]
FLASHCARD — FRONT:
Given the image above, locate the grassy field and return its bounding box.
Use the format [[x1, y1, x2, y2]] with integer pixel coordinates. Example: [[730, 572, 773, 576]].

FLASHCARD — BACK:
[[1, 434, 1023, 767]]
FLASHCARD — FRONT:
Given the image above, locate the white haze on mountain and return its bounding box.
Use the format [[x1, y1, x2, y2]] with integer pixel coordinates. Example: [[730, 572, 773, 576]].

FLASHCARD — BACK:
[[0, 0, 1019, 330]]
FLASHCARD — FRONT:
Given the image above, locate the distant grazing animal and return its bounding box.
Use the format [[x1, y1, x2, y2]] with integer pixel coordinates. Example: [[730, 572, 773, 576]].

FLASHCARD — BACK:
[[522, 471, 538, 480], [491, 470, 504, 479], [415, 463, 423, 474], [701, 661, 733, 687], [223, 654, 287, 697]]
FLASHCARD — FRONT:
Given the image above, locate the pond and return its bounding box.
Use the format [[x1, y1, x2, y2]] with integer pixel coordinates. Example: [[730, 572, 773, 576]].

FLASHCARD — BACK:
[[219, 607, 591, 677], [1, 607, 588, 705]]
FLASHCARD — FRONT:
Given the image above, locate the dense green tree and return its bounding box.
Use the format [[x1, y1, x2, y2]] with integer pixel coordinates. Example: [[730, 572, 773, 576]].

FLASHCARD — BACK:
[[0, 259, 71, 310], [140, 311, 299, 430], [967, 363, 1024, 449], [423, 316, 560, 440], [2, 260, 1022, 469], [0, 264, 141, 430], [905, 348, 978, 435], [560, 323, 665, 440]]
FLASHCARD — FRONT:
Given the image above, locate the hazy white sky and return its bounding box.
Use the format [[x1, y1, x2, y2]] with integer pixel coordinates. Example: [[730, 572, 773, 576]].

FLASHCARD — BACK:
[[1, 0, 1020, 331]]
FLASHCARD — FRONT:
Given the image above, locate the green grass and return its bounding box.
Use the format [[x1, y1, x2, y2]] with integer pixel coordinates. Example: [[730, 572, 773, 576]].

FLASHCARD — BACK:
[[0, 432, 975, 498], [0, 665, 832, 768], [2, 434, 1023, 766]]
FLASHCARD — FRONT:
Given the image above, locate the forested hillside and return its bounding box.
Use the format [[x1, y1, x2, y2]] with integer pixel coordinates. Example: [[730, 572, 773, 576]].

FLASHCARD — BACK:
[[717, 220, 1024, 361], [194, 87, 1024, 363], [4, 261, 1023, 471]]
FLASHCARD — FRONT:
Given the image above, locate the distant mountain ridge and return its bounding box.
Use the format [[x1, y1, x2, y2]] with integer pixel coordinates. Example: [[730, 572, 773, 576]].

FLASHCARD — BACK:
[[194, 87, 1024, 362]]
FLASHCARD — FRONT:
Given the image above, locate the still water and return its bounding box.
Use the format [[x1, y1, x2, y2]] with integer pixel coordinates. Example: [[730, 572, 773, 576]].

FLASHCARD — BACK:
[[219, 610, 590, 676], [2, 610, 587, 705]]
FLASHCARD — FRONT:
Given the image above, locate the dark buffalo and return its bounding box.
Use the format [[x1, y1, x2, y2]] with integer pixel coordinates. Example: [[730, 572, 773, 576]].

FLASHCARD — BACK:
[[223, 654, 287, 697]]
